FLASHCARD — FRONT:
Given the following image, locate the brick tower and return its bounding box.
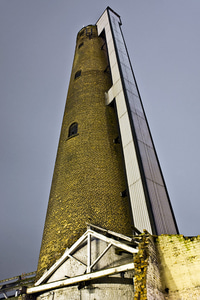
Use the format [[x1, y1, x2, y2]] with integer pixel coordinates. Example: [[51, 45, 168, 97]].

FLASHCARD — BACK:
[[31, 7, 178, 299], [36, 24, 133, 281]]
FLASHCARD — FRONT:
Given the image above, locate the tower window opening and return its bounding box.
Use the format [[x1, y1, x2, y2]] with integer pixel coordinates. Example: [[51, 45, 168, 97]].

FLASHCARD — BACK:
[[68, 122, 78, 138], [86, 27, 92, 36], [78, 42, 84, 49], [113, 136, 120, 144], [120, 190, 127, 197], [79, 30, 84, 37], [86, 27, 93, 39], [74, 70, 81, 79]]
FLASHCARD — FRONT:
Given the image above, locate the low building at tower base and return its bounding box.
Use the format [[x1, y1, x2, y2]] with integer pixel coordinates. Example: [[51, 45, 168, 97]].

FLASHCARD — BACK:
[[2, 226, 200, 300]]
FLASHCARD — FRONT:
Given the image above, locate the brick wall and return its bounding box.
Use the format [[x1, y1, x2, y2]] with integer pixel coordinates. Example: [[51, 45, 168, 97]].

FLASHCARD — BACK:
[[36, 25, 133, 280], [134, 233, 200, 299], [133, 232, 164, 300], [156, 235, 200, 299]]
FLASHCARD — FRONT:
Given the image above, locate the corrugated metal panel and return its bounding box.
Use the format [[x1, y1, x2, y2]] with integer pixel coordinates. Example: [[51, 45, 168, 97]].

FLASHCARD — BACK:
[[118, 50, 130, 67], [129, 182, 152, 233], [96, 10, 108, 35], [137, 141, 152, 181], [156, 183, 178, 234], [96, 7, 178, 235], [113, 80, 123, 98], [127, 90, 143, 117], [146, 179, 163, 232], [111, 62, 120, 83], [97, 9, 151, 233], [125, 80, 138, 97], [123, 141, 140, 185], [107, 38, 115, 57], [146, 145, 163, 185], [137, 115, 153, 147], [115, 91, 127, 118], [118, 112, 132, 147], [121, 63, 133, 82], [108, 48, 117, 69]]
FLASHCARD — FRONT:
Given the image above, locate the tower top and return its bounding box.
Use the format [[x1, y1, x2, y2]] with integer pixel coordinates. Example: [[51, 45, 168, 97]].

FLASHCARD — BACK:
[[96, 7, 122, 25]]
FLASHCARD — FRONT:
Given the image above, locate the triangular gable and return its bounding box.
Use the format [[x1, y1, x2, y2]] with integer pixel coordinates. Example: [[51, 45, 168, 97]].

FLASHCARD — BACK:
[[28, 225, 138, 294]]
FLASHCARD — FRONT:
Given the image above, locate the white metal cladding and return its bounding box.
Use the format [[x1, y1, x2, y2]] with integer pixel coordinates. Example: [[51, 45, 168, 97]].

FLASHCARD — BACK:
[[97, 8, 178, 235], [96, 9, 152, 234]]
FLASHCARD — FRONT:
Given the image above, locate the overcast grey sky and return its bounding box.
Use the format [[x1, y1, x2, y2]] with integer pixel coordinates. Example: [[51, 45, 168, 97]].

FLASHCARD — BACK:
[[0, 1, 200, 280]]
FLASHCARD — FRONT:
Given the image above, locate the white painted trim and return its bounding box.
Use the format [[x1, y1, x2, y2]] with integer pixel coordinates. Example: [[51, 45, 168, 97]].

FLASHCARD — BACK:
[[87, 233, 91, 273], [88, 230, 138, 254], [68, 254, 86, 267], [35, 228, 138, 286], [96, 8, 153, 234], [90, 243, 112, 269], [27, 263, 135, 294], [87, 223, 138, 242], [35, 231, 89, 286]]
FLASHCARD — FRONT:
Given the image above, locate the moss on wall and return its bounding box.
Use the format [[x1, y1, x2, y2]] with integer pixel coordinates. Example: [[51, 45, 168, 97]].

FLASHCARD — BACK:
[[134, 233, 200, 299], [133, 232, 149, 300], [156, 235, 200, 299]]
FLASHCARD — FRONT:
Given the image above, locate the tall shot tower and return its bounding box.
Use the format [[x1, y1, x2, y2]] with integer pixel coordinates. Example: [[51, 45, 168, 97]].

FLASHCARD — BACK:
[[36, 19, 133, 281], [33, 8, 178, 297]]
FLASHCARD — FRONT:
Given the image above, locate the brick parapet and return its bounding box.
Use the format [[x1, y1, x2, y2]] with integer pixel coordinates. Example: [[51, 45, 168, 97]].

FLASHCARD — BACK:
[[133, 233, 200, 299], [133, 232, 164, 300], [156, 234, 200, 299], [133, 232, 149, 300]]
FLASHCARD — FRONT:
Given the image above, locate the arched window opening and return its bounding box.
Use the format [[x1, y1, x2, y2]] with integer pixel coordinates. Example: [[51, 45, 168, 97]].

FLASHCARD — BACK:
[[74, 70, 81, 79], [79, 29, 84, 37], [78, 42, 84, 49], [86, 27, 93, 39], [68, 122, 78, 138]]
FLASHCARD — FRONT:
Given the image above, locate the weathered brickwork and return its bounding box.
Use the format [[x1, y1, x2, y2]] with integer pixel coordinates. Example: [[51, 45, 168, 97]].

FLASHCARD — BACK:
[[134, 232, 163, 300], [134, 233, 200, 300], [133, 232, 149, 300], [146, 235, 164, 300], [156, 235, 200, 299], [36, 25, 133, 280]]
